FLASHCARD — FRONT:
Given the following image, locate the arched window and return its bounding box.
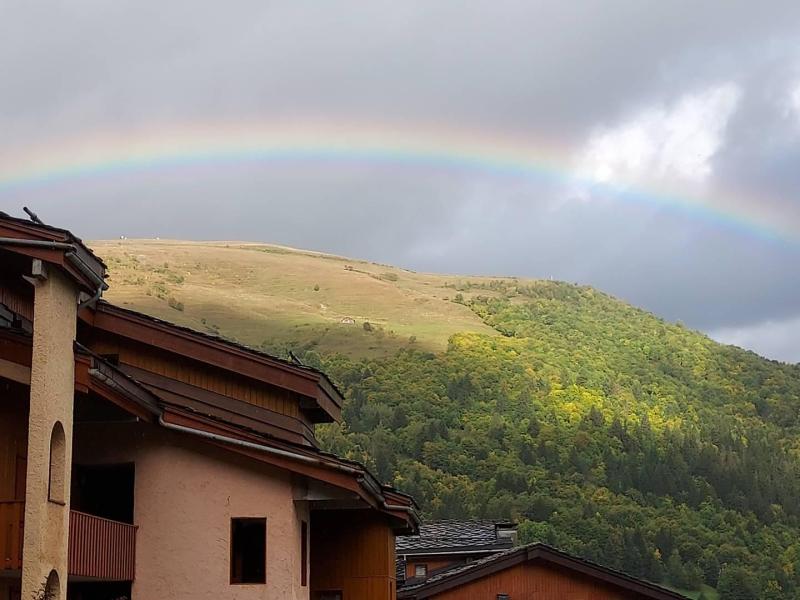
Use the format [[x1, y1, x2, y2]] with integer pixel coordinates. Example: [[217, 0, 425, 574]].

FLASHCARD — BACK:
[[48, 422, 66, 504], [44, 569, 61, 600]]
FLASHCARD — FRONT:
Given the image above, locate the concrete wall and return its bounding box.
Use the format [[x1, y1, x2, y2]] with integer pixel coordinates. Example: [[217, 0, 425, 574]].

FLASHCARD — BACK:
[[74, 423, 310, 600]]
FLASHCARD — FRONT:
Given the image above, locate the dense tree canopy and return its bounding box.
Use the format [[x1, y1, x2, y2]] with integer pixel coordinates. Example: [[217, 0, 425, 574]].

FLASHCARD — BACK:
[[285, 281, 800, 598]]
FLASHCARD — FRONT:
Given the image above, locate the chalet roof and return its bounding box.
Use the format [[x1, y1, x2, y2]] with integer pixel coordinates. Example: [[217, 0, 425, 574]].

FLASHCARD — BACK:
[[0, 210, 106, 268], [397, 543, 688, 600], [0, 210, 107, 293], [396, 519, 515, 554], [87, 300, 344, 423]]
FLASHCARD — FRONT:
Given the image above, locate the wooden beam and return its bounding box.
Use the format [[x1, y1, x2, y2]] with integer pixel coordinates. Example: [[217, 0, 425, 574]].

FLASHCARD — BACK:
[[0, 358, 30, 384]]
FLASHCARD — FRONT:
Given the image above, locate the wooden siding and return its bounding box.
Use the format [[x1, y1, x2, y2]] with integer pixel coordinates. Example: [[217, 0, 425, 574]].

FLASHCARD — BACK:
[[406, 559, 458, 580], [430, 562, 631, 600], [0, 281, 33, 322], [88, 334, 303, 419], [311, 510, 396, 600], [69, 511, 137, 581], [0, 388, 28, 501], [0, 501, 24, 571]]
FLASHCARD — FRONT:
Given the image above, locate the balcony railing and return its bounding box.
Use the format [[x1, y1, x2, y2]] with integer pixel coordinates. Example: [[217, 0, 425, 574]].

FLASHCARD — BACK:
[[0, 502, 136, 581]]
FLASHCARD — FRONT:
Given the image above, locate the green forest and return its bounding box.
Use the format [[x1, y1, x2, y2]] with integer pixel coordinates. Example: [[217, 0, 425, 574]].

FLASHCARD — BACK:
[[279, 280, 800, 599]]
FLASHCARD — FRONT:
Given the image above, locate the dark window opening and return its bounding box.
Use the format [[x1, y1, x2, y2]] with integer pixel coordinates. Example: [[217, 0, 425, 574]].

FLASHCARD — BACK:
[[301, 520, 308, 587], [231, 518, 267, 584], [67, 581, 132, 600], [314, 592, 342, 600], [99, 353, 120, 366], [71, 463, 135, 524]]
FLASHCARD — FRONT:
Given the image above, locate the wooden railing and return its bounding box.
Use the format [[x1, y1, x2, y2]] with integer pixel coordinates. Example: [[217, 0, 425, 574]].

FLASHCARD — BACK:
[[69, 510, 137, 581], [0, 501, 24, 571], [0, 502, 137, 581]]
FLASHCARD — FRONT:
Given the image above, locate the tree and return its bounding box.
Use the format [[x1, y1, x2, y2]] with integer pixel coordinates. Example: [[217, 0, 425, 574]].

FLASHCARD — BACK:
[[666, 550, 687, 588], [717, 565, 760, 600]]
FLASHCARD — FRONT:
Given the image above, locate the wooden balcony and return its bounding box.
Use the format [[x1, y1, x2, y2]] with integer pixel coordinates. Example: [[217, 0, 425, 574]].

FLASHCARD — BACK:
[[0, 501, 136, 581]]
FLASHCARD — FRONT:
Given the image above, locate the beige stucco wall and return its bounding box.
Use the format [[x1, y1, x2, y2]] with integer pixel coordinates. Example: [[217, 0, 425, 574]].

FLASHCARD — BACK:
[[22, 267, 78, 600], [74, 423, 310, 600]]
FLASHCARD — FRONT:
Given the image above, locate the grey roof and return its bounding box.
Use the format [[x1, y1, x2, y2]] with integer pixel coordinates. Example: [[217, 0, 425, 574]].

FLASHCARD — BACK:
[[396, 519, 515, 554]]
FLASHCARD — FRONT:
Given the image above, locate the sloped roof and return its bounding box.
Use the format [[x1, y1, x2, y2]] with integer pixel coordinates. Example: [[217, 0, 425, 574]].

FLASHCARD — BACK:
[[87, 300, 344, 423], [0, 210, 107, 293], [397, 543, 688, 600], [397, 519, 514, 554]]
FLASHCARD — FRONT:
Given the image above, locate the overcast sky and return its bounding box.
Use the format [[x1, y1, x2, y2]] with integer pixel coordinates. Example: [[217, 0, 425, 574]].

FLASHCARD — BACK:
[[2, 1, 800, 362]]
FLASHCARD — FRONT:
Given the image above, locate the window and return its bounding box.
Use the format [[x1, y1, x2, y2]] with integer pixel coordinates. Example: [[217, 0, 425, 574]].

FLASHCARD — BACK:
[[48, 422, 66, 504], [497, 595, 510, 600], [231, 518, 266, 584], [301, 520, 308, 587], [415, 564, 428, 578]]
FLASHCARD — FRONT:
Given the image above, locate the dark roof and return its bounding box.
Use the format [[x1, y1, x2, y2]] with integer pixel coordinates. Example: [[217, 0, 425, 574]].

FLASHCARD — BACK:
[[397, 543, 688, 600], [396, 519, 515, 554], [0, 210, 105, 268]]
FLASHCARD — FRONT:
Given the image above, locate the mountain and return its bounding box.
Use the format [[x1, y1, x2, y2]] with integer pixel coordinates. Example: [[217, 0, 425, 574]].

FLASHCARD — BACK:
[[94, 240, 800, 600]]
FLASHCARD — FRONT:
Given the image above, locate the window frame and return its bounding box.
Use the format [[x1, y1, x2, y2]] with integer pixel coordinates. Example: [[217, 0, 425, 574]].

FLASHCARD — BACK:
[[414, 563, 428, 578], [230, 517, 267, 585], [301, 520, 308, 587]]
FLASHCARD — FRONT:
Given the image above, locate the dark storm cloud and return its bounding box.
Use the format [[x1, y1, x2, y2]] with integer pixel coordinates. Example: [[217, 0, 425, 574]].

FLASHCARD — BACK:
[[2, 0, 800, 361]]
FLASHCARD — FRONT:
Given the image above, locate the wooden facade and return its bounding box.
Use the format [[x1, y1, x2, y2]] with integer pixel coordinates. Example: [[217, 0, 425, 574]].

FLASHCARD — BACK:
[[0, 386, 27, 501], [399, 544, 687, 600], [311, 510, 397, 600], [86, 334, 303, 420], [429, 563, 632, 600], [405, 559, 454, 580], [0, 501, 24, 571]]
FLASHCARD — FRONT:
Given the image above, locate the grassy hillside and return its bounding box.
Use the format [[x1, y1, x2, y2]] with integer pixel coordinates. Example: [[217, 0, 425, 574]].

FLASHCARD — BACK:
[[92, 239, 498, 357], [94, 239, 800, 599]]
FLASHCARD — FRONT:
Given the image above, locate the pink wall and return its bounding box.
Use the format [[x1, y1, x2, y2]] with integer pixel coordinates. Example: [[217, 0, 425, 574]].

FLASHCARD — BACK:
[[74, 423, 309, 600]]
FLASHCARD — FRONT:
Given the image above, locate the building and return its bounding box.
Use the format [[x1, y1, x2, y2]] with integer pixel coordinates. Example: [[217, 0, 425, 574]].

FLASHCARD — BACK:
[[397, 543, 688, 600], [396, 520, 517, 588], [0, 210, 418, 600]]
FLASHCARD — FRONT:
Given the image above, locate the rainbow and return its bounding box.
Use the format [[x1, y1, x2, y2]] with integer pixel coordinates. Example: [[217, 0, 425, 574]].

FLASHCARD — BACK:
[[0, 120, 796, 246]]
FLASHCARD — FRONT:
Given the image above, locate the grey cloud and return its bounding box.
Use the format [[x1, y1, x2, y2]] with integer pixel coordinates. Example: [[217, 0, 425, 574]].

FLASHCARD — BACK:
[[3, 0, 800, 360]]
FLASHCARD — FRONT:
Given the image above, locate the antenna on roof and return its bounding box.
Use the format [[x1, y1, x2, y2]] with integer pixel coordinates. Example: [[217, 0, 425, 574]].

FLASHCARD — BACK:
[[288, 350, 304, 366], [23, 206, 44, 225]]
